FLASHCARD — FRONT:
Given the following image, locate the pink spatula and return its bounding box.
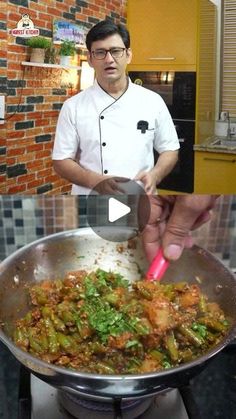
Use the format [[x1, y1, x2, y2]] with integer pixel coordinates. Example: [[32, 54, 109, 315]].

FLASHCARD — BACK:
[[146, 248, 169, 281]]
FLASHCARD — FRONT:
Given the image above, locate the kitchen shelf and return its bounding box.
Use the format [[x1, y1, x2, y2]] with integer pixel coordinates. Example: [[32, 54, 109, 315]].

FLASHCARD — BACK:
[[21, 61, 81, 70]]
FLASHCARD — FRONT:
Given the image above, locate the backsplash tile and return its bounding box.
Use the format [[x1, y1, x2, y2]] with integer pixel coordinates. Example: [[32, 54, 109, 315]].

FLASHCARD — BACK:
[[0, 196, 79, 260]]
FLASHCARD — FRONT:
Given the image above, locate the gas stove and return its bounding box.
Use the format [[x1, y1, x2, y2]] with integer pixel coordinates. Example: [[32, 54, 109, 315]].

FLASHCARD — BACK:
[[18, 367, 201, 419], [31, 377, 188, 419]]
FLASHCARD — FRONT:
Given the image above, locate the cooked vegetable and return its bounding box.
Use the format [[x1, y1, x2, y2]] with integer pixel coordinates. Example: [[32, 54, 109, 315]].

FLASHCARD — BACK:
[[12, 269, 231, 374]]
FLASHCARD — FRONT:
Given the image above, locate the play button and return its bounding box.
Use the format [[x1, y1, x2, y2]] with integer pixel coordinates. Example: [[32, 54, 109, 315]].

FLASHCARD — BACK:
[[86, 177, 151, 242], [108, 198, 131, 222]]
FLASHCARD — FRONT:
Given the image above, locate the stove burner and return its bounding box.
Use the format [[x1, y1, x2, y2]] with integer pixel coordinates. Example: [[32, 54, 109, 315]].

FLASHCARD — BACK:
[[58, 391, 154, 419], [19, 371, 195, 419]]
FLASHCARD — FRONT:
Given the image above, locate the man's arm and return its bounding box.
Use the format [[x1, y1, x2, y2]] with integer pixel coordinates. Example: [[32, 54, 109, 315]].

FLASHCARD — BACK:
[[135, 150, 178, 194], [53, 159, 128, 194], [52, 100, 100, 189], [151, 150, 178, 185], [53, 159, 103, 190]]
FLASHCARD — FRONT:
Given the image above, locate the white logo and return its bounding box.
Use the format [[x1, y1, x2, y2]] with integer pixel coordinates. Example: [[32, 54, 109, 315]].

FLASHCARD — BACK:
[[11, 14, 39, 38], [108, 198, 131, 223]]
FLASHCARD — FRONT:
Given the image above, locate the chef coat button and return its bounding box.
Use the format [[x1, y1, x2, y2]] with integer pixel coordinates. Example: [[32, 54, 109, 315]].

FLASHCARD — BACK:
[[102, 142, 106, 146], [100, 115, 104, 119], [104, 169, 108, 174]]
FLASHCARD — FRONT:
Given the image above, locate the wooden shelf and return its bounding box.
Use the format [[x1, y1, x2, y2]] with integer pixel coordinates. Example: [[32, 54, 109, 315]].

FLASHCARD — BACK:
[[21, 61, 81, 70]]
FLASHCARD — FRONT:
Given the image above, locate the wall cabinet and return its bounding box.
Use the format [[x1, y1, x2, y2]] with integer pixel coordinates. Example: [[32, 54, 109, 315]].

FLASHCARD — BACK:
[[128, 0, 218, 194], [194, 151, 236, 193], [127, 0, 198, 70]]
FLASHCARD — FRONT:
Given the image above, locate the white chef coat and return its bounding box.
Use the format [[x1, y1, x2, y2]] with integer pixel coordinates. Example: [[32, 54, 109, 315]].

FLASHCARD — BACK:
[[52, 78, 179, 195]]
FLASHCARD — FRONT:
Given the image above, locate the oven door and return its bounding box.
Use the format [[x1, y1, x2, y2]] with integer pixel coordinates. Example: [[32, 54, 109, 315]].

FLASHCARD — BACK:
[[128, 71, 196, 121], [155, 120, 195, 193]]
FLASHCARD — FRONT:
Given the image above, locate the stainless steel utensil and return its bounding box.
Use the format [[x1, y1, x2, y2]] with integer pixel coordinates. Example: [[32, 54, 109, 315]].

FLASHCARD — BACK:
[[0, 227, 236, 401]]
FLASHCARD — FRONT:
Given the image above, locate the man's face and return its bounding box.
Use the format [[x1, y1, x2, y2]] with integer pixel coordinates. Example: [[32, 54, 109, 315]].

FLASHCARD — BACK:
[[87, 33, 132, 85]]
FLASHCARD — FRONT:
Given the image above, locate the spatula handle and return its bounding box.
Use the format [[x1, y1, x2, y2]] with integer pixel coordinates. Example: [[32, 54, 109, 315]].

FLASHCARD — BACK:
[[146, 248, 169, 281]]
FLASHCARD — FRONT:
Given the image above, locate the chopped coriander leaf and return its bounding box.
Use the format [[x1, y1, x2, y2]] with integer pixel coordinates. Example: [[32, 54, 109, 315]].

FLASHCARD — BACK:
[[125, 340, 140, 348], [162, 361, 172, 369], [85, 299, 130, 342], [112, 272, 129, 288], [191, 322, 207, 338], [129, 317, 150, 335], [84, 277, 100, 298]]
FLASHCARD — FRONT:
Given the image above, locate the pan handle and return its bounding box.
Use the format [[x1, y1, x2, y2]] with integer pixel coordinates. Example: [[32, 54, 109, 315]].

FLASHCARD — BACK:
[[113, 398, 122, 419]]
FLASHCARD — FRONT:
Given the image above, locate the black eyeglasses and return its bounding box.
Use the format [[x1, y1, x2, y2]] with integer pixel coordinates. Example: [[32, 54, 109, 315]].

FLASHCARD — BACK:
[[91, 47, 127, 60]]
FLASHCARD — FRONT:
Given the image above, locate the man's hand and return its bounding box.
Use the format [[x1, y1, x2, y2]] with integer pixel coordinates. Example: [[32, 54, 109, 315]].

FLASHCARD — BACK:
[[142, 195, 219, 262], [135, 169, 158, 195], [93, 176, 129, 194], [135, 150, 178, 195]]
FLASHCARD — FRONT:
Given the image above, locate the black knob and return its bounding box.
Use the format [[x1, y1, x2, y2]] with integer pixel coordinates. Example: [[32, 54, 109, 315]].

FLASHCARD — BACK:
[[104, 169, 108, 174]]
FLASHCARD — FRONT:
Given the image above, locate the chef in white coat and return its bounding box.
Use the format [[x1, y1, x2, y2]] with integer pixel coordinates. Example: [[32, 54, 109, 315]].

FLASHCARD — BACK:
[[52, 20, 179, 195]]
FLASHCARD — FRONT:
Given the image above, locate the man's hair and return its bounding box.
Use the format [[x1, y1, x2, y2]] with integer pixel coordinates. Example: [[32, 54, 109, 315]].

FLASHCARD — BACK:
[[86, 20, 130, 51]]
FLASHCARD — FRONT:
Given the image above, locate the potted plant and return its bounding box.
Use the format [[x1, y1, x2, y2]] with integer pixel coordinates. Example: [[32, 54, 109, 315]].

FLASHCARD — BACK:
[[26, 37, 51, 63], [59, 40, 76, 66]]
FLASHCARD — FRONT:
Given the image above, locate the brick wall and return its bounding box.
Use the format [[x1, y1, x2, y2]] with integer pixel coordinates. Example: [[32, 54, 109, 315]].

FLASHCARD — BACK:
[[0, 0, 127, 194], [0, 1, 7, 193]]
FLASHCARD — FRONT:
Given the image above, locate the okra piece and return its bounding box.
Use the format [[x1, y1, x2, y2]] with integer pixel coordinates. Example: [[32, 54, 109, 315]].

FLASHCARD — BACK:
[[33, 287, 48, 305], [166, 331, 179, 362], [41, 306, 65, 332], [44, 318, 59, 354], [54, 279, 63, 291], [163, 284, 175, 300], [197, 317, 227, 333], [89, 341, 106, 353], [71, 332, 82, 343], [103, 292, 119, 305], [24, 312, 32, 325], [206, 330, 218, 343], [28, 328, 44, 354], [137, 287, 153, 300], [41, 306, 51, 318], [60, 310, 75, 325], [178, 348, 194, 362], [57, 332, 77, 353], [14, 327, 29, 349], [51, 313, 66, 332], [178, 324, 204, 346], [174, 282, 187, 291], [135, 322, 150, 335], [73, 315, 82, 332], [37, 334, 49, 351], [149, 349, 164, 362], [199, 295, 207, 313], [78, 322, 92, 339], [96, 362, 115, 374]]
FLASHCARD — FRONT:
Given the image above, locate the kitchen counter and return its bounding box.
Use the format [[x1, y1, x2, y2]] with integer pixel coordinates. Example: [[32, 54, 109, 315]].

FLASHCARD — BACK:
[[194, 136, 236, 193], [194, 136, 236, 154]]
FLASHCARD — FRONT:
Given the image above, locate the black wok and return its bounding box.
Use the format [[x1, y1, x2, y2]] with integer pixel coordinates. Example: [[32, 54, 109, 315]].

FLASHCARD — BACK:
[[0, 227, 236, 401]]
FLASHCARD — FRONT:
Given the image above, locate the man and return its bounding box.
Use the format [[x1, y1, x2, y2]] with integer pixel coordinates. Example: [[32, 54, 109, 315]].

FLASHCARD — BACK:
[[52, 20, 179, 195]]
